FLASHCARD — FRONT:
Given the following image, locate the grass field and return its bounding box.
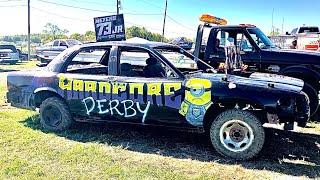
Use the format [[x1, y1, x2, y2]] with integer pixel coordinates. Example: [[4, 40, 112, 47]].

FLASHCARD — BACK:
[[0, 61, 319, 179]]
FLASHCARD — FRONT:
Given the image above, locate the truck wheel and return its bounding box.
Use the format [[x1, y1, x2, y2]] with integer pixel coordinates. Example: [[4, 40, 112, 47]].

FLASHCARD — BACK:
[[210, 109, 265, 160], [302, 83, 319, 116], [39, 97, 73, 132]]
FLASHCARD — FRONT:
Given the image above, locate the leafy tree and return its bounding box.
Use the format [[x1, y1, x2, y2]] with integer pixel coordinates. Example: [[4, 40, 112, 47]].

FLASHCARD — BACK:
[[269, 28, 280, 36], [31, 37, 41, 43], [42, 23, 69, 39], [2, 36, 13, 42], [83, 31, 96, 42], [126, 26, 167, 42], [70, 33, 84, 41]]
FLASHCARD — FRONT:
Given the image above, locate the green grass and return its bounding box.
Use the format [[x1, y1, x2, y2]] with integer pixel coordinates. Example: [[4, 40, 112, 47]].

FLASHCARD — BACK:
[[0, 62, 319, 179], [0, 60, 38, 71]]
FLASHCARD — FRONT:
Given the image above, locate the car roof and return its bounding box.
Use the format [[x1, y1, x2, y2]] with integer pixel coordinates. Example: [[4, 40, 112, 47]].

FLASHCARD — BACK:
[[80, 41, 179, 49]]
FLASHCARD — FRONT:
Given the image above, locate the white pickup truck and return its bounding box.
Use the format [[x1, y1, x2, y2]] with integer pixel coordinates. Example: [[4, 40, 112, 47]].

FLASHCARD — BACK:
[[36, 39, 83, 63], [286, 26, 320, 51]]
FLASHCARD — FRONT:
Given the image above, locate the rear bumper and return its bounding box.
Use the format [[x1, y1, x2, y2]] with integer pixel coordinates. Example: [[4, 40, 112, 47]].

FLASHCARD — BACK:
[[6, 91, 36, 110]]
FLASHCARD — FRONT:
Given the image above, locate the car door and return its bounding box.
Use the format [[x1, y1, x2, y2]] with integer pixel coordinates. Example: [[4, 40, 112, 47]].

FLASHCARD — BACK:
[[236, 32, 261, 71], [56, 45, 114, 120], [112, 45, 187, 126]]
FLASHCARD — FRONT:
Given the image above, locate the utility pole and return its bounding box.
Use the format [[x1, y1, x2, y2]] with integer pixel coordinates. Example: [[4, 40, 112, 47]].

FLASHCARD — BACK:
[[162, 0, 168, 42], [117, 0, 119, 14], [271, 8, 274, 36], [27, 0, 30, 61], [282, 17, 284, 34]]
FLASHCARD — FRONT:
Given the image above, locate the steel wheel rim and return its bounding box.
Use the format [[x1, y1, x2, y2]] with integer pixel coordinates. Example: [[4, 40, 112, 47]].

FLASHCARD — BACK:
[[43, 105, 62, 128], [219, 119, 254, 152]]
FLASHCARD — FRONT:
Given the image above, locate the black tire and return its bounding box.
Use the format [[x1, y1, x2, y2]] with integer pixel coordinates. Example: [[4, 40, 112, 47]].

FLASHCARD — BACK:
[[302, 83, 319, 117], [210, 109, 265, 160], [39, 97, 73, 132]]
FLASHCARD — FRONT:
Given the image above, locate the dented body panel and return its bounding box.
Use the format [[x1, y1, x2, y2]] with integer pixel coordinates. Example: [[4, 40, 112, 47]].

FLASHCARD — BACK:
[[6, 42, 310, 129]]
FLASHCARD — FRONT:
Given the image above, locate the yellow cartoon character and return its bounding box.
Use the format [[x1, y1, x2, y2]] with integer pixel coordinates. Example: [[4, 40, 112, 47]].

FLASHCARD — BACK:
[[179, 78, 213, 126]]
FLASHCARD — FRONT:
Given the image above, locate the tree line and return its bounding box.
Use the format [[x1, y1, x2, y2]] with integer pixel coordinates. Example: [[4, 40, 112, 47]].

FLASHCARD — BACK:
[[0, 23, 193, 44]]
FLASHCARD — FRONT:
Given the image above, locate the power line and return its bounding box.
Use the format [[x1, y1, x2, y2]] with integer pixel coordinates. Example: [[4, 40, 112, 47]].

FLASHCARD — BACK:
[[134, 0, 194, 33], [125, 21, 193, 36], [166, 15, 194, 32], [135, 0, 163, 10], [69, 0, 115, 6], [36, 0, 163, 16], [0, 0, 23, 2], [0, 4, 25, 7], [31, 6, 177, 35], [37, 0, 116, 13], [31, 6, 91, 21]]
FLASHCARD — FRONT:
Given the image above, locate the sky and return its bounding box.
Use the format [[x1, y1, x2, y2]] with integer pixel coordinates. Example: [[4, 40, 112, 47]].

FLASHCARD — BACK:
[[0, 0, 319, 39]]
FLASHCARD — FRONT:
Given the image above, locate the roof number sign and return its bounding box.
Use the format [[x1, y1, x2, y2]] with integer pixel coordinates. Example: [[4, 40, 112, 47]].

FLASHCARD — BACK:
[[94, 14, 126, 42]]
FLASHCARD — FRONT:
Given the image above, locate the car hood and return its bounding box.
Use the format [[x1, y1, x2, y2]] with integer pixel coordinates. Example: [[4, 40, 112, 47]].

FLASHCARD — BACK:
[[261, 48, 320, 64], [277, 48, 320, 55], [191, 72, 304, 93]]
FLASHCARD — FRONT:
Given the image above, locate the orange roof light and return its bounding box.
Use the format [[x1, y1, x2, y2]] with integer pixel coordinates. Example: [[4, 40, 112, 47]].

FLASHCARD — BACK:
[[199, 14, 227, 25]]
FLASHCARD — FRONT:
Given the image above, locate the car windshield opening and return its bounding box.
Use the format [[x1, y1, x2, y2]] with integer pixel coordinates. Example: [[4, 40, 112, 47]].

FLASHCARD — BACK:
[[247, 28, 276, 49], [154, 47, 215, 74], [66, 40, 83, 46]]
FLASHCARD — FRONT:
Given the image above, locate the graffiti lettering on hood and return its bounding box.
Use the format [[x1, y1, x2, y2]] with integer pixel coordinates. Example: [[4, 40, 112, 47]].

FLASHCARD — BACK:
[[82, 97, 151, 123]]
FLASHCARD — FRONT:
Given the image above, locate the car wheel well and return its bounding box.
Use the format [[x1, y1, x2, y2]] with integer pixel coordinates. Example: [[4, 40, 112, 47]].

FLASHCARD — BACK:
[[34, 90, 64, 108], [203, 98, 266, 132]]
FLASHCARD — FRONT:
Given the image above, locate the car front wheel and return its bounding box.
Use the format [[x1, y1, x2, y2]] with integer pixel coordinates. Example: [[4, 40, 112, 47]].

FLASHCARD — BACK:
[[302, 83, 319, 117], [39, 97, 73, 132], [210, 109, 265, 160]]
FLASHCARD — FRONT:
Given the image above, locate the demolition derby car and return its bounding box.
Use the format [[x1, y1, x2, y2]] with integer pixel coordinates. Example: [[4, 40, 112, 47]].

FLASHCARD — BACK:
[[7, 41, 310, 160]]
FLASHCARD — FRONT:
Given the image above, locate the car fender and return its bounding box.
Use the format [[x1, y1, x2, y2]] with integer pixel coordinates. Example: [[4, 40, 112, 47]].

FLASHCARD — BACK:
[[278, 65, 320, 82], [34, 87, 57, 94], [213, 97, 266, 110]]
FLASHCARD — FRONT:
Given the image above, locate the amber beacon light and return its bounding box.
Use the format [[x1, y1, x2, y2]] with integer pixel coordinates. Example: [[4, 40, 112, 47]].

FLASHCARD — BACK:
[[199, 14, 227, 25]]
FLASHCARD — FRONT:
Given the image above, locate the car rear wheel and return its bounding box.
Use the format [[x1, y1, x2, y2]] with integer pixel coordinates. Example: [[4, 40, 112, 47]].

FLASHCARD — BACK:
[[210, 109, 265, 160], [39, 97, 73, 132]]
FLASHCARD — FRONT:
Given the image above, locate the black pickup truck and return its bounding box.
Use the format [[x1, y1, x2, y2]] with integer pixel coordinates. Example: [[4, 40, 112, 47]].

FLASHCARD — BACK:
[[193, 22, 320, 117]]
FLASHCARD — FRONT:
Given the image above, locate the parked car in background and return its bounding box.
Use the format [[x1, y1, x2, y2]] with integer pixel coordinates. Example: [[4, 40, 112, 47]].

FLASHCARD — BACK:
[[282, 26, 320, 51], [0, 44, 19, 65], [287, 26, 320, 35], [7, 41, 310, 160], [36, 39, 82, 63]]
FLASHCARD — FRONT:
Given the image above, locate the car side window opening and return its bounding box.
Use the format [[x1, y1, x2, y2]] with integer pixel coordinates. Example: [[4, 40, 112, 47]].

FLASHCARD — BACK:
[[119, 47, 173, 78], [53, 40, 59, 46], [65, 47, 110, 75], [291, 28, 298, 34], [236, 33, 254, 52], [216, 30, 230, 50], [59, 41, 67, 47]]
